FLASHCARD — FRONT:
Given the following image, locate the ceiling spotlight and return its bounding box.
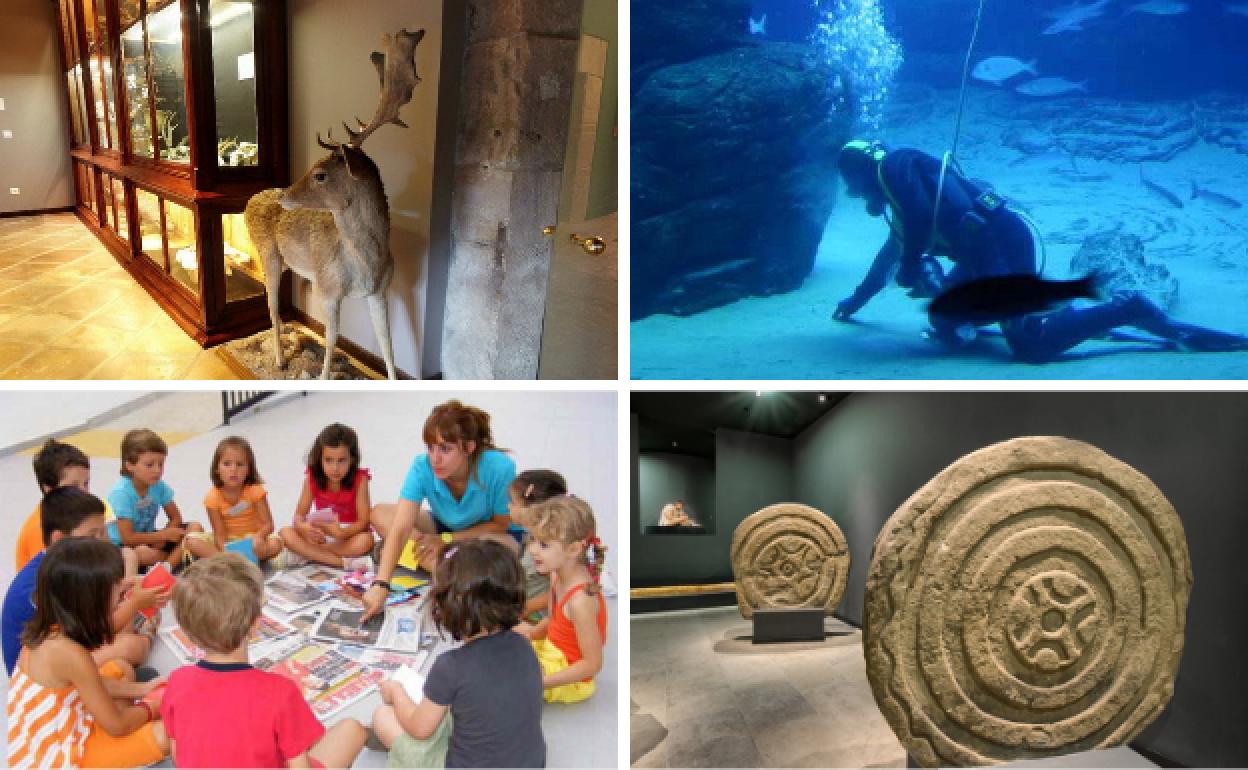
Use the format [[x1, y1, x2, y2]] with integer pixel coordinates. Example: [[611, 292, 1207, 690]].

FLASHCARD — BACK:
[[818, 393, 827, 402], [671, 441, 678, 448]]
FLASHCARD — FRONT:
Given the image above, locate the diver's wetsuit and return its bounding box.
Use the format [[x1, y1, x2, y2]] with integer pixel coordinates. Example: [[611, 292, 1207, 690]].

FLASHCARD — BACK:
[[841, 148, 1248, 361]]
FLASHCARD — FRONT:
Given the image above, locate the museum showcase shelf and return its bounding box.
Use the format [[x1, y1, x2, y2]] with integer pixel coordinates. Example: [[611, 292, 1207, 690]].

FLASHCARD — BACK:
[[56, 0, 289, 345]]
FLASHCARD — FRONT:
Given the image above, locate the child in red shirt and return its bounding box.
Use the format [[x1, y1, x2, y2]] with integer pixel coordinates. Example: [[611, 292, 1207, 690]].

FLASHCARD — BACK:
[[160, 553, 367, 768], [278, 424, 375, 571]]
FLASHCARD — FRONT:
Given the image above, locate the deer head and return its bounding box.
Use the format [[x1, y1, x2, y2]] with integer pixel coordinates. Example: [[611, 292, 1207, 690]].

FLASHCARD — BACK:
[[279, 27, 425, 213], [280, 134, 383, 211]]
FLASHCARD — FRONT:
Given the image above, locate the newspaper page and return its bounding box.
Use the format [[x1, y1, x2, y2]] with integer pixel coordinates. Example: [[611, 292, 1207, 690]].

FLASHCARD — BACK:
[[160, 612, 296, 664], [254, 637, 384, 720], [266, 573, 331, 613], [310, 598, 430, 653]]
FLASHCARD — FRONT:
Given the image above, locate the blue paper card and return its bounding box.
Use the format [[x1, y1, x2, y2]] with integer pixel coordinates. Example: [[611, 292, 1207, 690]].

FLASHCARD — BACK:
[[225, 538, 258, 564]]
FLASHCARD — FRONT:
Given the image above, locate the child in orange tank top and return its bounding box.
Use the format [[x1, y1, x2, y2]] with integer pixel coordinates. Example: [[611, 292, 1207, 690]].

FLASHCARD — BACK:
[[184, 437, 285, 564], [512, 494, 608, 703], [6, 538, 169, 768]]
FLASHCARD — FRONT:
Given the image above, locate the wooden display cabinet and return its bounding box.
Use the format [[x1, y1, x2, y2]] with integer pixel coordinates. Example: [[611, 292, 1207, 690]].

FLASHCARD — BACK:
[[55, 0, 290, 346]]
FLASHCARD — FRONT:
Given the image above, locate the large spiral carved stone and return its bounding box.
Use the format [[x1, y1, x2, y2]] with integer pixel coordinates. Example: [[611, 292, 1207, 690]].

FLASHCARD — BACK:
[[864, 437, 1192, 767], [731, 503, 849, 619]]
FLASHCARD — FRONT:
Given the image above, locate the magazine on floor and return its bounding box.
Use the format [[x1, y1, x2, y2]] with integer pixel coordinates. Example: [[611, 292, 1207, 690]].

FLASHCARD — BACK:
[[160, 612, 296, 663], [292, 564, 343, 591], [310, 598, 430, 653], [253, 637, 385, 720], [266, 573, 331, 613], [337, 645, 429, 675]]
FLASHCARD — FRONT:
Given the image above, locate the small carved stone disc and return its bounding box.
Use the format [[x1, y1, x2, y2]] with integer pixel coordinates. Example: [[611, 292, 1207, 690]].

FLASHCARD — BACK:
[[864, 437, 1192, 767], [731, 503, 849, 619]]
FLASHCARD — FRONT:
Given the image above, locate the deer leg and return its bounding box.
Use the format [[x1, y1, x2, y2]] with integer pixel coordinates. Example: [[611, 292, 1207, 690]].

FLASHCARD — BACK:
[[320, 294, 343, 380], [366, 293, 397, 380], [263, 247, 285, 370]]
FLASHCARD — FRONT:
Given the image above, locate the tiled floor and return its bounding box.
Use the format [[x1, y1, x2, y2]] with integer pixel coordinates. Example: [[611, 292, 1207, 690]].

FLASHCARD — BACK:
[[631, 607, 906, 768], [0, 391, 620, 767], [0, 213, 240, 379]]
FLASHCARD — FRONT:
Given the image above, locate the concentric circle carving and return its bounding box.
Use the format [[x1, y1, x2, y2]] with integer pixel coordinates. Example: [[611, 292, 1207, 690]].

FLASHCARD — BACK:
[[864, 437, 1192, 767], [731, 503, 849, 619]]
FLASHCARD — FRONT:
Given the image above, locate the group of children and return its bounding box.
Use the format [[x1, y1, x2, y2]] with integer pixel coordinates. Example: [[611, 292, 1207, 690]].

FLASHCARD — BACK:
[[4, 423, 610, 768]]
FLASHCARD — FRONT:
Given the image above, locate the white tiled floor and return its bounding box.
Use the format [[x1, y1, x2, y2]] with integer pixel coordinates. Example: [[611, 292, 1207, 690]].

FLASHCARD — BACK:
[[0, 390, 619, 768]]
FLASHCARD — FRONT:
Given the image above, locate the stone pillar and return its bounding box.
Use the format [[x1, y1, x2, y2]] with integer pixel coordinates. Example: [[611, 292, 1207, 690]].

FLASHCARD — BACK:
[[441, 1, 582, 379]]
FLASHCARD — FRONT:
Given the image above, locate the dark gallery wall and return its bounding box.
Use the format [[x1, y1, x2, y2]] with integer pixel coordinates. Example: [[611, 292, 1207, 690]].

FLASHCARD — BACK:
[[792, 392, 1248, 768], [638, 452, 714, 530], [632, 423, 793, 586]]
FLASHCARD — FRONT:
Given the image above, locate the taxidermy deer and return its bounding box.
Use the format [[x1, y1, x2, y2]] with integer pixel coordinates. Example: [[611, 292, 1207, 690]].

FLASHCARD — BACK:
[[244, 27, 426, 379]]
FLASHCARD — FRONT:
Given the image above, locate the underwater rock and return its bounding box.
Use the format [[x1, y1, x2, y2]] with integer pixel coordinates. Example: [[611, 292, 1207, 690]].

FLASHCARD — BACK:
[[632, 43, 851, 319], [1070, 231, 1179, 311], [632, 0, 750, 76], [1009, 99, 1198, 163], [1002, 126, 1055, 158], [1193, 92, 1248, 156]]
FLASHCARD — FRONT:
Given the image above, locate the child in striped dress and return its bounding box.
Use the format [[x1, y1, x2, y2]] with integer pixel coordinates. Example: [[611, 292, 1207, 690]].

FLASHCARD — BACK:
[[6, 537, 168, 768]]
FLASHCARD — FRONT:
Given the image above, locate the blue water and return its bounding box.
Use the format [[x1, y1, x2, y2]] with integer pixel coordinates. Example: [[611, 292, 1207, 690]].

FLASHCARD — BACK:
[[631, 0, 1248, 379]]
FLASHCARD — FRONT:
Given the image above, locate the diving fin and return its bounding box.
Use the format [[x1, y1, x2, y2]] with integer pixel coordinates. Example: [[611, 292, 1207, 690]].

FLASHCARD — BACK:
[[1165, 322, 1248, 353]]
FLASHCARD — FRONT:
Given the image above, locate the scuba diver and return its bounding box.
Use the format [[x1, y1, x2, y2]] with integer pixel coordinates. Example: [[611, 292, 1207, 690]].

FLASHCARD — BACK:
[[832, 139, 1248, 362]]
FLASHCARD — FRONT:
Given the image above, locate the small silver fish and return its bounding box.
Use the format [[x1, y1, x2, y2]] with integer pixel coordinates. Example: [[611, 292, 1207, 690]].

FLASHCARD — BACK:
[[748, 14, 766, 35], [1043, 0, 1111, 34], [1191, 182, 1244, 209], [1140, 167, 1184, 209], [1127, 0, 1190, 14], [1015, 77, 1088, 97]]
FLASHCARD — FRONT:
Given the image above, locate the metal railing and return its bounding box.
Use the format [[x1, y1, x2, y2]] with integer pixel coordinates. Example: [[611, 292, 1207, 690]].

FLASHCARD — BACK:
[[221, 391, 277, 425]]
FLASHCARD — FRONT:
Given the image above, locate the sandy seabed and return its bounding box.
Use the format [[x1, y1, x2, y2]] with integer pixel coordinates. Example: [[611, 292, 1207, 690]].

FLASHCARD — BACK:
[[632, 87, 1248, 380]]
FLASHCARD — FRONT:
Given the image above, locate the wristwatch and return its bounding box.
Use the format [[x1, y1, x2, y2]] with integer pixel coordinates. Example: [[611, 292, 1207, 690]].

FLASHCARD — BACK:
[[371, 579, 391, 593], [441, 532, 454, 545]]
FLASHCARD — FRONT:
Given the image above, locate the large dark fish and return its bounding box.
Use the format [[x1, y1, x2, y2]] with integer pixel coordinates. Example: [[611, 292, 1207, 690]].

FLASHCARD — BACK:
[[928, 274, 1100, 325], [1139, 166, 1184, 209], [1191, 182, 1243, 209]]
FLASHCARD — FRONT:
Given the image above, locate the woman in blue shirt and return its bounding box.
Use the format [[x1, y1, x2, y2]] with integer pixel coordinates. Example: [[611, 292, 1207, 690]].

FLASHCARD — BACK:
[[362, 400, 517, 621]]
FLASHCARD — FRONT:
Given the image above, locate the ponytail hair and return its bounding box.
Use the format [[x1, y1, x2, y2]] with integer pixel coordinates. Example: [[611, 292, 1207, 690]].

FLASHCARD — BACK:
[[525, 494, 607, 596], [510, 469, 567, 506]]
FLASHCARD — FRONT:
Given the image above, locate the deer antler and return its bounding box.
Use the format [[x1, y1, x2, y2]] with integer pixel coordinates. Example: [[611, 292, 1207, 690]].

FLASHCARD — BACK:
[[316, 128, 345, 152], [343, 28, 426, 148]]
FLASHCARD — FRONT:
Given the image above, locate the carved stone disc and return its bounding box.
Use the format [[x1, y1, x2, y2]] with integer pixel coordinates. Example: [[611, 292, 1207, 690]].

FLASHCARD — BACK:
[[731, 503, 849, 619], [864, 437, 1192, 767]]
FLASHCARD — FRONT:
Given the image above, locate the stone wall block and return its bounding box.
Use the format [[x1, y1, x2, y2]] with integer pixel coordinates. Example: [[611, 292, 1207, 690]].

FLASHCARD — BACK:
[[465, 0, 581, 44], [458, 35, 579, 171]]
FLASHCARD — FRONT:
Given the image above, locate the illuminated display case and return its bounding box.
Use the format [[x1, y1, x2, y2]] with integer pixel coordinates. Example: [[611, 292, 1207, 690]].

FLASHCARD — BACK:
[[56, 0, 289, 346]]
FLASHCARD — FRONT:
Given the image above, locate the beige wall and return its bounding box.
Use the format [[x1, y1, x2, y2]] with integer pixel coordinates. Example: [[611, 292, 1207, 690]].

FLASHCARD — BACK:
[[287, 0, 446, 378], [0, 0, 73, 215]]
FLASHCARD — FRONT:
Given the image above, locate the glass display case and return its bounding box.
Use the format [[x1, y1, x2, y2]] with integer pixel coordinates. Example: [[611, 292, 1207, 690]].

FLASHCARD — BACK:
[[111, 176, 131, 244], [100, 171, 117, 231], [60, 0, 90, 147], [135, 187, 164, 267], [73, 162, 97, 221], [120, 1, 155, 158], [220, 212, 264, 300], [57, 0, 289, 346], [210, 0, 259, 167], [165, 199, 198, 296]]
